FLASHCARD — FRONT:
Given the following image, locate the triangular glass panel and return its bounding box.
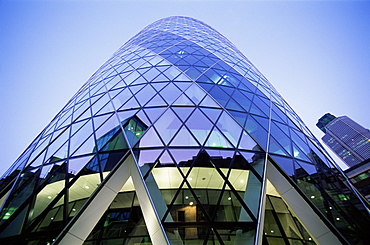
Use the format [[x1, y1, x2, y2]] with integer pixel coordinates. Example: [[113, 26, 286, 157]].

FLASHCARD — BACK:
[[93, 114, 113, 132], [111, 88, 133, 109], [173, 72, 191, 81], [270, 122, 292, 155], [151, 73, 169, 83], [135, 110, 151, 126], [134, 84, 157, 106], [95, 100, 115, 116], [273, 121, 290, 137], [240, 151, 265, 177], [72, 100, 90, 121], [44, 129, 70, 162], [71, 134, 96, 156], [172, 93, 195, 106], [49, 140, 69, 161], [90, 82, 106, 96], [271, 155, 295, 177], [269, 137, 289, 156], [136, 149, 163, 168], [157, 149, 175, 167], [163, 66, 181, 80], [199, 108, 222, 122], [172, 107, 195, 122], [117, 110, 138, 123], [295, 160, 317, 176], [75, 106, 92, 122], [145, 94, 167, 107], [68, 155, 95, 177], [55, 114, 72, 131], [238, 130, 259, 151], [162, 187, 199, 222], [205, 128, 233, 148], [216, 111, 242, 147], [229, 111, 247, 128], [169, 148, 199, 169], [173, 81, 192, 91], [118, 96, 140, 110], [212, 190, 245, 222], [94, 115, 120, 140], [153, 109, 182, 145], [245, 116, 268, 150], [128, 84, 145, 95], [207, 86, 229, 107], [199, 94, 221, 108], [105, 74, 123, 90], [28, 151, 47, 169], [158, 82, 182, 105], [156, 65, 171, 73], [124, 70, 141, 85], [98, 151, 127, 172], [292, 143, 311, 162], [184, 83, 207, 105], [141, 67, 160, 81], [90, 93, 109, 114], [123, 116, 148, 147], [226, 98, 245, 112], [151, 82, 168, 92], [143, 107, 167, 123], [249, 103, 267, 117], [206, 149, 234, 163], [100, 128, 128, 152], [185, 109, 213, 145], [138, 127, 164, 148], [291, 129, 311, 156], [170, 126, 199, 147]]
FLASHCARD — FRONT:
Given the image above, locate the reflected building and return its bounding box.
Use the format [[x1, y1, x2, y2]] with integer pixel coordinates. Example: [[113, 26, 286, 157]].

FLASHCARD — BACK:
[[0, 17, 369, 245], [317, 113, 370, 167], [317, 113, 370, 202]]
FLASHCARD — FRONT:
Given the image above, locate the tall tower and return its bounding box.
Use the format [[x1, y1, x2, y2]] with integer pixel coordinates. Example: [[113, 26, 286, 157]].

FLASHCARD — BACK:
[[0, 17, 369, 245], [317, 113, 370, 167]]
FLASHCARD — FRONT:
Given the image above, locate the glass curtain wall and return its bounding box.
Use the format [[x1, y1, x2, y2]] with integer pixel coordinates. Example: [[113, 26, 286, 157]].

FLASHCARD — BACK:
[[0, 16, 369, 245]]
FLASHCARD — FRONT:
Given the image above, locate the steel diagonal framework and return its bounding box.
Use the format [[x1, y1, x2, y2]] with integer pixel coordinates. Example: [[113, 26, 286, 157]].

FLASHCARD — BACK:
[[0, 16, 369, 245]]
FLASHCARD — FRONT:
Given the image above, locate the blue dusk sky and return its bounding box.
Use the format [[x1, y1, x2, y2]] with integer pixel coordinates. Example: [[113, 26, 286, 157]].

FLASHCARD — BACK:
[[0, 0, 369, 175]]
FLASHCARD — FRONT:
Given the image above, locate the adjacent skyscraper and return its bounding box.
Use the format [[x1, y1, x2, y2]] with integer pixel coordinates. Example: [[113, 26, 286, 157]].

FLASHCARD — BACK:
[[0, 16, 369, 245], [317, 113, 370, 167]]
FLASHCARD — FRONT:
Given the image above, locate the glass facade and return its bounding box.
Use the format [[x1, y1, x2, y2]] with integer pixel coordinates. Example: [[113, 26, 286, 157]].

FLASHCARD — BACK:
[[0, 16, 369, 245]]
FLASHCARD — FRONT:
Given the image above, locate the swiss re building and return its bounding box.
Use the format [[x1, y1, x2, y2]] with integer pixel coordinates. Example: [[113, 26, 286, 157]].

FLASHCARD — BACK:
[[0, 17, 369, 245]]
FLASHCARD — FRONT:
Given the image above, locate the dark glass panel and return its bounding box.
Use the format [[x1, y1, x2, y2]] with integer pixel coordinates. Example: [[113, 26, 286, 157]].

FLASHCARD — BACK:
[[232, 90, 252, 111], [226, 98, 245, 112], [229, 111, 247, 128], [245, 116, 268, 150], [205, 85, 230, 107], [271, 156, 295, 178], [270, 122, 292, 155]]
